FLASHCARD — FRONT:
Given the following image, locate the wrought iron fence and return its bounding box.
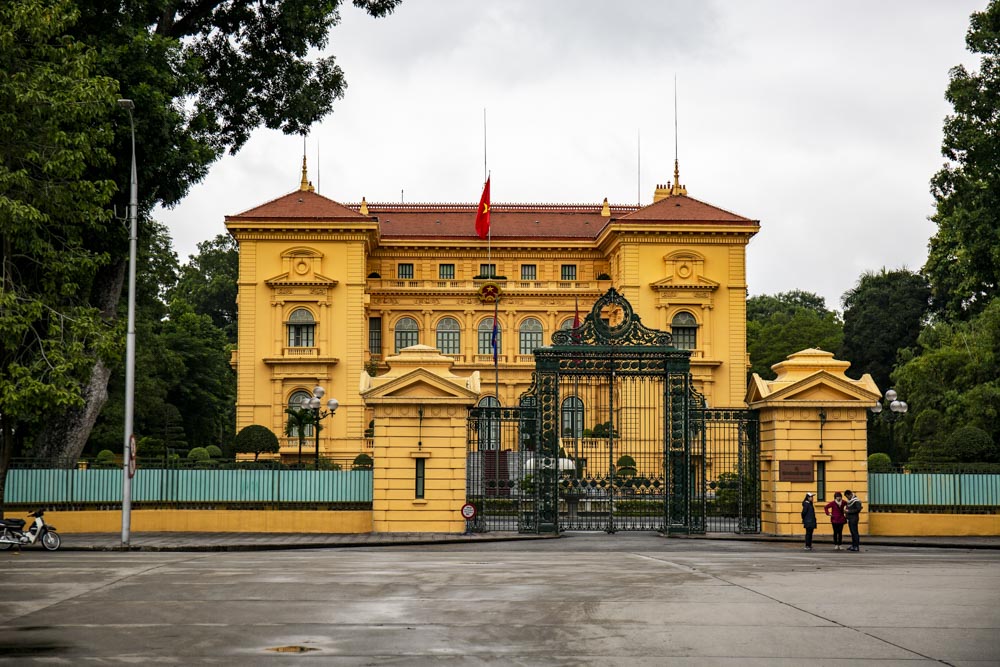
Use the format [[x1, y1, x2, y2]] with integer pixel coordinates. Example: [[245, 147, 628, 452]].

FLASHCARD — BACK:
[[869, 466, 1000, 514], [2, 457, 372, 510]]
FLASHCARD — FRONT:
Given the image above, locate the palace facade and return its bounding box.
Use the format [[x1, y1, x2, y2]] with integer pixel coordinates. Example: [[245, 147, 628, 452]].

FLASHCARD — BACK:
[[225, 163, 760, 462]]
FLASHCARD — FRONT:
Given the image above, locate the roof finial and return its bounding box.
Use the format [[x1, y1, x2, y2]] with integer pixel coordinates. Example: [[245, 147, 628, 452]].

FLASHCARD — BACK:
[[653, 76, 687, 202], [601, 197, 611, 217], [299, 135, 314, 192], [360, 197, 369, 216]]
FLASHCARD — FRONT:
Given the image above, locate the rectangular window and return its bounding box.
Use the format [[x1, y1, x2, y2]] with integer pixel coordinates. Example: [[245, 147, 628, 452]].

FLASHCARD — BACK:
[[397, 263, 414, 279], [561, 264, 577, 281], [521, 264, 536, 281], [368, 317, 382, 356], [520, 330, 543, 355], [816, 461, 826, 501], [439, 264, 455, 280], [437, 329, 460, 355], [479, 263, 496, 278], [287, 324, 315, 347], [415, 459, 426, 499]]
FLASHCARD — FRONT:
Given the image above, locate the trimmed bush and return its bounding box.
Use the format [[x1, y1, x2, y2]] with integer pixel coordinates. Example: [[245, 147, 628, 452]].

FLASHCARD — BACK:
[[205, 445, 223, 459], [352, 453, 374, 470], [234, 425, 280, 462], [188, 447, 210, 461], [867, 453, 892, 472]]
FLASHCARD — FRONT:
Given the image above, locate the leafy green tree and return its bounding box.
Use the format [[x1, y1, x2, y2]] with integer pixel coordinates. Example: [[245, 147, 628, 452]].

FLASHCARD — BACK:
[[285, 407, 316, 466], [747, 292, 843, 379], [234, 425, 280, 462], [174, 235, 239, 344], [29, 0, 402, 462], [893, 297, 1000, 459], [0, 0, 120, 509], [923, 1, 1000, 320], [841, 269, 931, 392]]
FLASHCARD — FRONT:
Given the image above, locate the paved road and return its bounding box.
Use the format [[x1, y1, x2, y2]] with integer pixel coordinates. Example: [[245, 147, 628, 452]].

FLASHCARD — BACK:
[[2, 533, 998, 664]]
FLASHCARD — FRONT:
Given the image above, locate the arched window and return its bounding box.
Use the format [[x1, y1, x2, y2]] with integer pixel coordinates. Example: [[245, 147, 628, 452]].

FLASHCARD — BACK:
[[394, 316, 419, 352], [478, 317, 501, 355], [478, 396, 501, 450], [559, 318, 577, 330], [287, 390, 314, 437], [287, 308, 315, 347], [519, 317, 543, 355], [436, 317, 460, 355], [671, 311, 698, 350], [561, 396, 584, 439]]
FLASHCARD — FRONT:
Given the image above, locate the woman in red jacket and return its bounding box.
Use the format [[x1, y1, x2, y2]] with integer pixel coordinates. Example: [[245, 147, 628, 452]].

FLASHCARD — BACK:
[[824, 491, 847, 550]]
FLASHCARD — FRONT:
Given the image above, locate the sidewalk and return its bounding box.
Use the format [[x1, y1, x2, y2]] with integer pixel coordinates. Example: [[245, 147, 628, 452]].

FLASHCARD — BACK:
[[24, 531, 1000, 552]]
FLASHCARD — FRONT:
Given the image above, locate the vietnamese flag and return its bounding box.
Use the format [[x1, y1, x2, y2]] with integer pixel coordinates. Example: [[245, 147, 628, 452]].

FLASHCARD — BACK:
[[475, 177, 491, 239]]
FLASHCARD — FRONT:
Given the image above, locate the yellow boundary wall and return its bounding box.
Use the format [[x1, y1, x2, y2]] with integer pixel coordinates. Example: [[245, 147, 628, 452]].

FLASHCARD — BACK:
[[44, 510, 372, 534], [870, 512, 1000, 537]]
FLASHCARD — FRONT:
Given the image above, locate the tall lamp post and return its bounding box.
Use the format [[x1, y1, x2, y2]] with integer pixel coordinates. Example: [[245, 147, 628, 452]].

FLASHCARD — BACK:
[[870, 388, 908, 459], [304, 385, 339, 469], [118, 98, 138, 549]]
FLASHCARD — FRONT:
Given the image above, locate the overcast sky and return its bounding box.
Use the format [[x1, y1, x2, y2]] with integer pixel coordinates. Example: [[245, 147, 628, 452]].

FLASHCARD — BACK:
[[156, 0, 985, 311]]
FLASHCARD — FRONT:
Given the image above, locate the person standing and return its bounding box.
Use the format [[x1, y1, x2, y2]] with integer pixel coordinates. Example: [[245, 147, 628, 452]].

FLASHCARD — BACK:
[[844, 489, 863, 551], [824, 491, 847, 550], [801, 492, 817, 551]]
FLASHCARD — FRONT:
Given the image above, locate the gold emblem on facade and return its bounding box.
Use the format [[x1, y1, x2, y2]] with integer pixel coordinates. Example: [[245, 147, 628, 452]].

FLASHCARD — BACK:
[[478, 282, 501, 304]]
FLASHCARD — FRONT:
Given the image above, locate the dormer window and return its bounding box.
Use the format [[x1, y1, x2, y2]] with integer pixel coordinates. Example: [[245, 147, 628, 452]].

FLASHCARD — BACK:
[[287, 308, 315, 347]]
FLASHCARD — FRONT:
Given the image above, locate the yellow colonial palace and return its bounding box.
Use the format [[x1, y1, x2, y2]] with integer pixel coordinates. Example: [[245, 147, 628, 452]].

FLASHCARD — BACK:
[[225, 163, 760, 462]]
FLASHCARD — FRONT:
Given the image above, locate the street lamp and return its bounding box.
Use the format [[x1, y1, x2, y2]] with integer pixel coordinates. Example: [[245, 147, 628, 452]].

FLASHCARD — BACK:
[[303, 385, 339, 469], [870, 388, 908, 459], [118, 98, 137, 549]]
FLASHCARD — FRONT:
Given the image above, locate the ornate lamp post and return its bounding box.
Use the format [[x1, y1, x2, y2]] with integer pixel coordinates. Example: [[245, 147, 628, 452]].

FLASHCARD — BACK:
[[870, 388, 908, 459], [303, 385, 339, 469]]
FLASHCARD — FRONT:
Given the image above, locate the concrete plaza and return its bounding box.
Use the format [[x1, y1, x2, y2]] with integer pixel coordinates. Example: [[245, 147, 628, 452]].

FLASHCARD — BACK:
[[1, 533, 998, 664]]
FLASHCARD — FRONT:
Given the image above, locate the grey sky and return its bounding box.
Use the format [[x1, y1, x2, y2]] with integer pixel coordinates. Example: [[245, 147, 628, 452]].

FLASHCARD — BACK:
[[156, 1, 984, 311]]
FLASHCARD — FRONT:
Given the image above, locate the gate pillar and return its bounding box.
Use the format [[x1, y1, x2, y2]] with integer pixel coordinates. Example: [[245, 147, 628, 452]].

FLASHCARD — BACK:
[[747, 349, 880, 537], [361, 345, 480, 533]]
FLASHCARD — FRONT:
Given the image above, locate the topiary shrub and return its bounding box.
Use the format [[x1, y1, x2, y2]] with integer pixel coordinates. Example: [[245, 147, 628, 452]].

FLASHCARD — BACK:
[[946, 425, 998, 463], [95, 449, 116, 468], [188, 447, 210, 462], [205, 445, 223, 459], [615, 455, 637, 478], [867, 453, 893, 472], [234, 425, 280, 462], [352, 453, 374, 470]]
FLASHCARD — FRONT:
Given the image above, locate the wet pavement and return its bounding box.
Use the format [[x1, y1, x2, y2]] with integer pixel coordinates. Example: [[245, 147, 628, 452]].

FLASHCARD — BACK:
[[1, 532, 998, 664]]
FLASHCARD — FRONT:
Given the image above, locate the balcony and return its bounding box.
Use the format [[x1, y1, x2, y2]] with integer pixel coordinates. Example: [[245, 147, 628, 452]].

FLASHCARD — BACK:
[[283, 347, 318, 357], [367, 278, 606, 293]]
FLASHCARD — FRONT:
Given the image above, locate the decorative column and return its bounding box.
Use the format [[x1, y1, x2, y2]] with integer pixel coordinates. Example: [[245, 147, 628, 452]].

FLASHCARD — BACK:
[[362, 345, 481, 533], [746, 349, 880, 537]]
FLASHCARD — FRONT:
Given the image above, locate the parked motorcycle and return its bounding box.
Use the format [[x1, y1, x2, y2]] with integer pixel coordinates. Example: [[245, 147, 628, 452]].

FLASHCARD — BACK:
[[0, 509, 61, 551]]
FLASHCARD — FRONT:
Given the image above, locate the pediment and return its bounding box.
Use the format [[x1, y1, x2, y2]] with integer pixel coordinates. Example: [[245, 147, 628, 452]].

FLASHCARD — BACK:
[[747, 370, 880, 407], [649, 274, 719, 291], [265, 271, 338, 288], [362, 367, 478, 403]]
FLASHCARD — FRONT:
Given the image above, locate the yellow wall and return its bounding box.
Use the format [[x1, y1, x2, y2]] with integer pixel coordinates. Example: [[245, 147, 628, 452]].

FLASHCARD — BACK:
[[870, 512, 1000, 537], [46, 510, 372, 534]]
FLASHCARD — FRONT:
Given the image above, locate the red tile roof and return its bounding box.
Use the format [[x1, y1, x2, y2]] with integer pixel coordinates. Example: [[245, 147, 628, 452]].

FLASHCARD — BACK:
[[226, 190, 757, 239], [227, 190, 366, 221]]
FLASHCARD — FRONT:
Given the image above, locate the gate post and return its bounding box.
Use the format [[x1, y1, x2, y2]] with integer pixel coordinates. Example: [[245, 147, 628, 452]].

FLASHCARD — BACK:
[[361, 345, 480, 533], [747, 349, 880, 538]]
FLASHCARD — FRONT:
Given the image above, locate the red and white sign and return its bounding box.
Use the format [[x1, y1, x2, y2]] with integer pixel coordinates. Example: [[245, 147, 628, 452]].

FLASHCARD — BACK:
[[460, 503, 477, 520]]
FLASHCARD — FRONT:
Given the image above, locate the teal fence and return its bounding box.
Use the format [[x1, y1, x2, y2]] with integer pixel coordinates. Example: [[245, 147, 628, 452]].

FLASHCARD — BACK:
[[869, 472, 1000, 513], [3, 467, 373, 508]]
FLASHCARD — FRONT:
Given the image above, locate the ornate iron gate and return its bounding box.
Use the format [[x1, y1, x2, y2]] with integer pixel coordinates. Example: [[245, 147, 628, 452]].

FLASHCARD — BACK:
[[467, 288, 760, 534]]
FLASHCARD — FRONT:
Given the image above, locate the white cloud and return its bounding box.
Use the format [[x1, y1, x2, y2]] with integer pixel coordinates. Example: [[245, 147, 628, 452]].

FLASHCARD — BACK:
[[156, 0, 985, 311]]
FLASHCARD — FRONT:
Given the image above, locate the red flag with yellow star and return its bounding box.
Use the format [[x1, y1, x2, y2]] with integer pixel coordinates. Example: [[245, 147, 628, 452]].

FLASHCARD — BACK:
[[475, 177, 491, 239]]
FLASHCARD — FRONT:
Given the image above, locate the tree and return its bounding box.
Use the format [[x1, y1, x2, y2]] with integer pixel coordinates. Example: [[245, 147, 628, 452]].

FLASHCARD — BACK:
[[29, 0, 402, 463], [285, 407, 316, 466], [174, 235, 239, 344], [893, 296, 1000, 459], [923, 1, 1000, 320], [0, 0, 119, 511], [234, 425, 280, 462], [747, 292, 843, 379], [840, 268, 931, 392]]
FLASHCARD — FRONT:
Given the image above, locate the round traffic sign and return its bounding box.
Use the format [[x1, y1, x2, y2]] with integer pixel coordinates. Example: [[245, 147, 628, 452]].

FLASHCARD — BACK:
[[460, 503, 477, 520]]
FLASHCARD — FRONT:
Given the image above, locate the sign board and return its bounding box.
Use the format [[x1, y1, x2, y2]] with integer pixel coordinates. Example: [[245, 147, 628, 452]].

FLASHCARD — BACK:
[[778, 460, 814, 482], [128, 434, 137, 479], [460, 503, 477, 520]]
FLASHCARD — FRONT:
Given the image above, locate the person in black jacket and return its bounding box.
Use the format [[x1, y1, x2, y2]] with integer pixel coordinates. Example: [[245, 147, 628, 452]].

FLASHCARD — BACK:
[[844, 489, 863, 551], [801, 492, 817, 551]]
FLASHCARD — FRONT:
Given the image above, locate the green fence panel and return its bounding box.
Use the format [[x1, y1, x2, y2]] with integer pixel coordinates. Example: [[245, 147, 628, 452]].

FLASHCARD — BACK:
[[3, 468, 373, 505], [870, 473, 1000, 507]]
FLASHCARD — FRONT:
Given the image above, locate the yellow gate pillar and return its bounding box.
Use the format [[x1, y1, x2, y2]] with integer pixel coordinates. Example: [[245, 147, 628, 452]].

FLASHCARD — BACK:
[[361, 345, 480, 533], [746, 349, 880, 537]]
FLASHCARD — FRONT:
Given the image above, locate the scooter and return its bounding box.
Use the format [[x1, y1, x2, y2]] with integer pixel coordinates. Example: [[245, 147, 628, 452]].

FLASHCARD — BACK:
[[0, 509, 61, 551]]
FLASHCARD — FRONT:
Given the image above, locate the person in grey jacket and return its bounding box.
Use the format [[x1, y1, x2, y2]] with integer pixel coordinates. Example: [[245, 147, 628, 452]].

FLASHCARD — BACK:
[[801, 492, 817, 550], [844, 489, 863, 551]]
